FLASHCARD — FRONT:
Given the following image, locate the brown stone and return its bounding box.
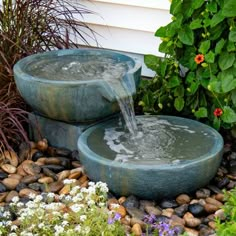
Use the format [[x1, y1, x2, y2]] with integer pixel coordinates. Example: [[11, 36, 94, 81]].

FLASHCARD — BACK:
[[21, 174, 41, 184], [121, 217, 130, 226], [5, 191, 19, 203], [57, 170, 71, 181], [71, 161, 81, 168], [185, 217, 201, 228], [1, 164, 16, 174], [214, 209, 226, 221], [16, 164, 27, 176], [162, 208, 174, 218], [1, 151, 19, 167], [184, 227, 199, 236], [36, 157, 47, 165], [38, 176, 54, 184], [176, 194, 191, 205], [59, 185, 71, 195], [36, 138, 48, 152], [44, 158, 61, 165], [0, 192, 8, 203], [116, 205, 127, 218], [78, 175, 88, 185], [80, 180, 89, 188], [107, 198, 119, 209], [204, 203, 219, 214], [48, 181, 64, 193], [118, 196, 127, 205], [68, 171, 82, 179], [8, 174, 23, 181], [215, 193, 225, 202], [70, 167, 84, 174], [130, 218, 146, 230], [2, 178, 20, 190], [144, 205, 162, 216], [171, 215, 185, 226], [208, 221, 216, 230], [19, 188, 39, 198], [22, 161, 41, 175], [205, 197, 223, 208], [131, 223, 142, 236]]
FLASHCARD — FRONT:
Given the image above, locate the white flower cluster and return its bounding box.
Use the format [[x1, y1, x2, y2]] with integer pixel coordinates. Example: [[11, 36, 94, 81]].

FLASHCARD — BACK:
[[0, 180, 113, 236]]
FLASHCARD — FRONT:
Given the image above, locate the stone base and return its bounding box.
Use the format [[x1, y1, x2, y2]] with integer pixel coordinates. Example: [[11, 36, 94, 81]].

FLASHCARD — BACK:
[[29, 113, 103, 150]]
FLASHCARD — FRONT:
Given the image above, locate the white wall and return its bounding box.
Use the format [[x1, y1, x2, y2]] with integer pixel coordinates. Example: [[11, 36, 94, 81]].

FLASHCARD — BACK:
[[76, 0, 171, 76]]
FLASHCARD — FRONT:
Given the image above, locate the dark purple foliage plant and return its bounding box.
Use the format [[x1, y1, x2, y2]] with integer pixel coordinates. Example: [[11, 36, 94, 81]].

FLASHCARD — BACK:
[[0, 0, 97, 152]]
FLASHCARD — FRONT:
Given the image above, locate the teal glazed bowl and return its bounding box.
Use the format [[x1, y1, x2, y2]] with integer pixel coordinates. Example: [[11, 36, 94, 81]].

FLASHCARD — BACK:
[[78, 115, 224, 200], [13, 49, 141, 123]]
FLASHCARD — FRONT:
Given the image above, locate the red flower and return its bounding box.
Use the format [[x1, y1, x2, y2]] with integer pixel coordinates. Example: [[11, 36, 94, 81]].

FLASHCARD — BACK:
[[214, 108, 223, 117], [194, 54, 204, 64]]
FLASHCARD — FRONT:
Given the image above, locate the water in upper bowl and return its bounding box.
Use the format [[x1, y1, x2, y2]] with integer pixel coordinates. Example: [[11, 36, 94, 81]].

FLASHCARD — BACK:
[[25, 54, 133, 81], [86, 115, 221, 165]]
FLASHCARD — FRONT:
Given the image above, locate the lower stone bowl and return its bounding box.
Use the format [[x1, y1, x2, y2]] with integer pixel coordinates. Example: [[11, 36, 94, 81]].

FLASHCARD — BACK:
[[78, 115, 224, 200], [13, 49, 141, 123]]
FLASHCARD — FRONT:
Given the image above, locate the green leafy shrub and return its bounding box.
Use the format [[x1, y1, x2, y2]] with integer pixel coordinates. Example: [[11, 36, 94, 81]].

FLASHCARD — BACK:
[[215, 188, 236, 236], [137, 0, 236, 130]]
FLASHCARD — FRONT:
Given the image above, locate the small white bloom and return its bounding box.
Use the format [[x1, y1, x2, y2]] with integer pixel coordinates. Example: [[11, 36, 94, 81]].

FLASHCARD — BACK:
[[63, 213, 69, 219], [10, 225, 18, 231], [80, 215, 87, 222], [74, 224, 81, 232], [38, 223, 45, 229], [34, 195, 43, 203], [63, 179, 76, 185], [62, 220, 69, 227], [54, 225, 64, 234], [28, 193, 36, 199], [82, 226, 90, 235], [9, 233, 17, 236], [11, 196, 19, 203], [87, 199, 95, 206], [110, 203, 120, 209]]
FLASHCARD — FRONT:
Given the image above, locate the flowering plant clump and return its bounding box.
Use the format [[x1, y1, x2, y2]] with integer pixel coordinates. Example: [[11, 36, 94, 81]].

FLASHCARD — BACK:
[[142, 214, 182, 236], [137, 0, 236, 130], [0, 181, 126, 236]]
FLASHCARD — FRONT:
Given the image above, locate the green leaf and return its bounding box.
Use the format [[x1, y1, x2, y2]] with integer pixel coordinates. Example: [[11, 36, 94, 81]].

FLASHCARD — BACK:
[[199, 40, 210, 54], [220, 72, 236, 93], [219, 52, 235, 70], [205, 51, 215, 63], [188, 81, 199, 95], [210, 10, 225, 27], [229, 28, 236, 42], [191, 0, 205, 10], [231, 89, 236, 106], [155, 26, 167, 37], [209, 75, 221, 93], [215, 39, 225, 55], [213, 116, 221, 130], [190, 19, 202, 29], [186, 72, 195, 83], [170, 0, 182, 15], [174, 85, 184, 97], [167, 76, 180, 88], [178, 26, 194, 45], [222, 0, 236, 17], [194, 107, 208, 118], [144, 54, 161, 72], [160, 60, 167, 77], [206, 2, 217, 13], [221, 106, 236, 123], [227, 41, 236, 52], [174, 97, 185, 111]]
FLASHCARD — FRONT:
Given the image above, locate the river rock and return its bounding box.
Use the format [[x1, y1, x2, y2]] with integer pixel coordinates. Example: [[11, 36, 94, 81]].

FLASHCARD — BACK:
[[8, 174, 23, 181], [139, 200, 155, 211], [57, 170, 71, 181], [204, 203, 219, 214], [44, 157, 61, 165], [159, 199, 178, 209], [2, 178, 20, 190], [122, 195, 140, 208], [207, 185, 222, 194], [1, 164, 16, 174], [216, 177, 230, 189], [144, 205, 162, 216], [214, 209, 226, 221], [205, 197, 223, 208], [19, 188, 39, 198], [21, 174, 41, 184], [162, 208, 174, 218], [131, 223, 142, 236], [78, 175, 88, 185], [174, 204, 188, 217], [43, 167, 58, 181], [170, 214, 185, 226], [215, 193, 225, 202], [15, 182, 28, 192], [0, 192, 8, 202], [32, 151, 44, 162], [0, 171, 8, 179], [68, 171, 81, 179], [22, 161, 41, 175], [48, 181, 64, 192], [199, 225, 215, 236], [5, 191, 19, 203], [184, 227, 200, 236], [118, 196, 127, 205], [126, 207, 145, 220], [28, 183, 45, 192], [176, 194, 191, 205], [41, 165, 64, 173], [188, 203, 205, 217], [196, 188, 211, 199], [38, 176, 54, 184], [1, 150, 19, 167]]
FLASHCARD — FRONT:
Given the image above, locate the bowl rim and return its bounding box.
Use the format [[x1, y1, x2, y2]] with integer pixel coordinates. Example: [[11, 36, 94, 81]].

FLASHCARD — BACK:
[[77, 115, 224, 170], [13, 48, 142, 85]]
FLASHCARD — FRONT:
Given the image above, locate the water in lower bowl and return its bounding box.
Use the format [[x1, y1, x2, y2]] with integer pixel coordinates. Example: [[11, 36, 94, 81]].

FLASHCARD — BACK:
[[87, 115, 221, 165]]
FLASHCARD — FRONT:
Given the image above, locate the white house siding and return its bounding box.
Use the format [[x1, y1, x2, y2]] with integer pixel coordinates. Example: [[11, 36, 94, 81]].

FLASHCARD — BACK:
[[76, 0, 171, 76]]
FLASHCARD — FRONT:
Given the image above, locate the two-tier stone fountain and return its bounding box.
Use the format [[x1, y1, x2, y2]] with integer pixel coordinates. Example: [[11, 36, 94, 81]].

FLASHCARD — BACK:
[[14, 49, 223, 200]]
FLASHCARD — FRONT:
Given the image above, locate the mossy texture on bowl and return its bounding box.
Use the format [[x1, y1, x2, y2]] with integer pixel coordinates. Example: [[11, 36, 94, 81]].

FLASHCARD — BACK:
[[78, 115, 224, 200], [13, 49, 141, 123]]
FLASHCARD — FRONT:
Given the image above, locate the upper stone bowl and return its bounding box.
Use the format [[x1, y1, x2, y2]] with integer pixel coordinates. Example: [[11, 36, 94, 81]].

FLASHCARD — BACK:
[[13, 49, 141, 123]]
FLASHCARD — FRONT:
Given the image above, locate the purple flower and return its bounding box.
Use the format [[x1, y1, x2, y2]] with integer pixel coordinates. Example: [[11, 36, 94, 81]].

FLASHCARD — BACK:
[[143, 214, 157, 224], [107, 212, 121, 224]]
